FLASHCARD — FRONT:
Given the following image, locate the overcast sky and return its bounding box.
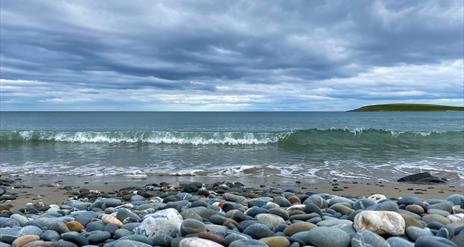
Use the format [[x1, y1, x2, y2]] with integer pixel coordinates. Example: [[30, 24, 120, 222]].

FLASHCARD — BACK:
[[1, 0, 463, 111]]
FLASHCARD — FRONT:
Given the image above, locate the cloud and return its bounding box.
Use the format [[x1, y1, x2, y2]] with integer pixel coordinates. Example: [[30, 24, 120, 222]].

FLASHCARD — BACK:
[[0, 0, 463, 110]]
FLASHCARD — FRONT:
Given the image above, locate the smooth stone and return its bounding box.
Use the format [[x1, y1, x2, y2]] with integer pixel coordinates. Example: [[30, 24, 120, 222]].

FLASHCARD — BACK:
[[273, 196, 291, 207], [111, 239, 152, 247], [259, 236, 290, 247], [114, 229, 132, 239], [351, 230, 390, 247], [406, 204, 425, 215], [353, 199, 376, 210], [86, 221, 105, 232], [87, 230, 111, 244], [181, 210, 203, 221], [387, 237, 414, 247], [374, 201, 399, 212], [299, 227, 350, 247], [224, 233, 251, 246], [243, 223, 274, 239], [179, 237, 223, 247], [41, 230, 60, 241], [429, 202, 453, 213], [354, 210, 406, 235], [134, 208, 183, 239], [303, 195, 327, 208], [423, 214, 451, 225], [331, 204, 354, 215], [119, 235, 153, 245], [101, 214, 123, 227], [0, 217, 20, 227], [406, 226, 433, 241], [100, 198, 123, 207], [283, 222, 316, 236], [452, 230, 464, 246], [198, 231, 225, 245], [0, 227, 21, 243], [205, 224, 228, 236], [11, 214, 29, 226], [12, 235, 40, 247], [402, 214, 424, 228], [229, 239, 268, 247], [49, 222, 70, 234], [268, 208, 289, 220], [20, 226, 42, 236], [399, 197, 424, 206], [256, 214, 285, 227], [447, 194, 464, 206], [61, 232, 89, 246], [50, 239, 79, 247], [414, 236, 458, 247], [180, 219, 206, 235], [65, 221, 84, 232], [116, 208, 140, 222], [304, 203, 323, 216], [428, 209, 450, 217]]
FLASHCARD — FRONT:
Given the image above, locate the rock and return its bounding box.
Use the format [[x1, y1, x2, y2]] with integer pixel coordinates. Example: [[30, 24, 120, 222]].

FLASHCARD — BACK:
[[229, 239, 268, 247], [179, 237, 224, 247], [181, 219, 206, 235], [447, 194, 464, 206], [406, 226, 433, 241], [353, 210, 405, 235], [283, 222, 316, 236], [12, 235, 40, 247], [87, 230, 111, 244], [414, 236, 458, 247], [198, 231, 225, 245], [368, 194, 387, 203], [41, 230, 60, 241], [61, 232, 89, 246], [273, 196, 291, 207], [387, 237, 414, 247], [452, 230, 464, 246], [402, 214, 424, 228], [405, 204, 425, 215], [112, 239, 152, 247], [256, 214, 285, 227], [397, 172, 446, 184], [429, 202, 453, 213], [299, 227, 350, 247], [224, 233, 251, 246], [351, 230, 390, 247], [181, 182, 203, 193], [101, 198, 123, 207], [259, 236, 290, 247], [119, 235, 153, 245], [49, 222, 70, 234], [65, 221, 84, 232], [423, 214, 451, 225], [11, 214, 29, 226], [134, 208, 183, 240], [243, 223, 274, 239], [20, 225, 42, 236], [101, 214, 123, 227]]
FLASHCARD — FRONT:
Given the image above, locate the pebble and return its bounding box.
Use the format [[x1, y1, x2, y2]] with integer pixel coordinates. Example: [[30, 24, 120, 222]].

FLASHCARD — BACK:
[[354, 210, 406, 235], [351, 230, 390, 247], [12, 235, 40, 247], [179, 237, 224, 247]]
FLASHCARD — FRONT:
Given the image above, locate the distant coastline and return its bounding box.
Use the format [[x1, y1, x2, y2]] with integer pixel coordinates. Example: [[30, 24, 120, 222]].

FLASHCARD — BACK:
[[349, 103, 464, 112]]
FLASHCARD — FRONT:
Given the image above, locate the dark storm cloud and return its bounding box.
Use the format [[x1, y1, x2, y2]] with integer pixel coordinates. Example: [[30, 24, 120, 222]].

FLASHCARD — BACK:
[[0, 0, 463, 110]]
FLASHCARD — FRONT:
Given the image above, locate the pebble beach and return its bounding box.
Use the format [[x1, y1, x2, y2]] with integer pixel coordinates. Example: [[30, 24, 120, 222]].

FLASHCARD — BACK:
[[1, 175, 463, 247]]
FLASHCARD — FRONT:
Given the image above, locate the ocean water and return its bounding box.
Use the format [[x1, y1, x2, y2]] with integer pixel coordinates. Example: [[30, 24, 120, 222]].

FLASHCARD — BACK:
[[1, 112, 463, 183]]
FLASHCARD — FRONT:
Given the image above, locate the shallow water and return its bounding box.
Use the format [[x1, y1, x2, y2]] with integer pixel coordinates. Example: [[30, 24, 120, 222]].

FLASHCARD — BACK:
[[1, 112, 463, 184]]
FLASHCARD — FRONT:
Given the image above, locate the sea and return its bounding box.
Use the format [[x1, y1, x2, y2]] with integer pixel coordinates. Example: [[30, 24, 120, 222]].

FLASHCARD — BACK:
[[1, 112, 463, 184]]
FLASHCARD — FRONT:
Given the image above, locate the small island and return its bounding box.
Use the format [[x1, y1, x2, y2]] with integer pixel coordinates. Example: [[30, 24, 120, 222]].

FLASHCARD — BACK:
[[349, 103, 464, 112]]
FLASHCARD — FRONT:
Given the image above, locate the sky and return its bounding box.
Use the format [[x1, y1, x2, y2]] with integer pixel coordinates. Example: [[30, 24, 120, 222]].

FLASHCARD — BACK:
[[0, 0, 463, 111]]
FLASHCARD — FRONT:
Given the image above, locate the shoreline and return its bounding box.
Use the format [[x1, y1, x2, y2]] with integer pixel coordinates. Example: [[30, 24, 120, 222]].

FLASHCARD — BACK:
[[2, 174, 462, 208]]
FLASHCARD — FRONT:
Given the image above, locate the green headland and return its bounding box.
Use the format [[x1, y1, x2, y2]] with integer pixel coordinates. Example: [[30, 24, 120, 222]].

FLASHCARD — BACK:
[[349, 103, 464, 112]]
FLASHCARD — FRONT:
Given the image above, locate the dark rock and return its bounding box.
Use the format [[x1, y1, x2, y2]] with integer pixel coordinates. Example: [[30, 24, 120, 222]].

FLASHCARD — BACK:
[[397, 172, 446, 184]]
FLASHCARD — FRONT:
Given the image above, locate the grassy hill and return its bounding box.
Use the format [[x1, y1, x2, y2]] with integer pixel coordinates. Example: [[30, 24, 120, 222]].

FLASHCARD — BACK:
[[350, 103, 464, 112]]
